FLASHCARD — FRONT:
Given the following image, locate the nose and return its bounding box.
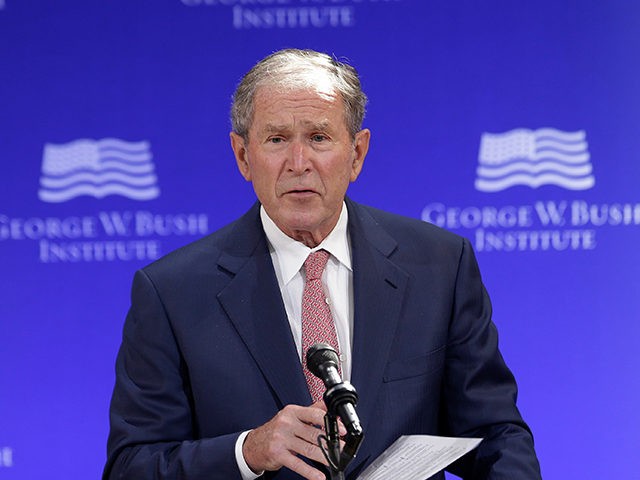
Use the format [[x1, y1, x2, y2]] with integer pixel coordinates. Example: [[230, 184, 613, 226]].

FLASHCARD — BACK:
[[287, 139, 312, 174]]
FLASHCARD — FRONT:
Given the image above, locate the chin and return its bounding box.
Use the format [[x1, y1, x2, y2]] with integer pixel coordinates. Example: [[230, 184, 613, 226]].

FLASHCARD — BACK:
[[281, 212, 323, 232]]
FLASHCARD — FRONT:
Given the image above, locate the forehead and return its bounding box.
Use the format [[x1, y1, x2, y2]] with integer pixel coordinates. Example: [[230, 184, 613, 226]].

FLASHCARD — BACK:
[[251, 86, 347, 131]]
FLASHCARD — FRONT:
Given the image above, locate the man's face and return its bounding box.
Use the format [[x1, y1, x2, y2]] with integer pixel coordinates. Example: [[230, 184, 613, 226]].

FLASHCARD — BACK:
[[230, 86, 370, 247]]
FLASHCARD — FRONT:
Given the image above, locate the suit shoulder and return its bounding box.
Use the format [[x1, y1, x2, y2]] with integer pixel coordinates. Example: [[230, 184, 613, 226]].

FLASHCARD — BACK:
[[140, 215, 242, 281]]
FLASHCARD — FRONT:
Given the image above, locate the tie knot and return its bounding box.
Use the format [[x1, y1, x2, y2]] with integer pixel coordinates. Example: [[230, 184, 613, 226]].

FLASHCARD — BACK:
[[304, 249, 330, 281]]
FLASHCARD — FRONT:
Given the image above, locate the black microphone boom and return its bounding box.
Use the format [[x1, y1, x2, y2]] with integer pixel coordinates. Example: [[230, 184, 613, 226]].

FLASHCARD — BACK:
[[306, 343, 364, 468]]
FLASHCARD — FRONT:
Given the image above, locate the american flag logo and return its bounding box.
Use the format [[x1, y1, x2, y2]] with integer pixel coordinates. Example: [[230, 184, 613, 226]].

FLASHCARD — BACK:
[[475, 128, 594, 192], [38, 138, 160, 203]]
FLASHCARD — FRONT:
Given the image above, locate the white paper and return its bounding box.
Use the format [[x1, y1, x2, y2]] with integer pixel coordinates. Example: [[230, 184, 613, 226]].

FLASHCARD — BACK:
[[356, 435, 482, 480]]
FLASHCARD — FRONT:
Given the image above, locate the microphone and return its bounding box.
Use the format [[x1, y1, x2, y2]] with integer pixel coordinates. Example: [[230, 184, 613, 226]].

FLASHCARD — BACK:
[[306, 343, 363, 438]]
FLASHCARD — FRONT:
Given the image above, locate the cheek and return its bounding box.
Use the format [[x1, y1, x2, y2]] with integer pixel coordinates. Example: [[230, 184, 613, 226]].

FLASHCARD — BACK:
[[254, 167, 284, 199], [247, 157, 275, 182], [324, 162, 356, 190], [252, 174, 273, 193]]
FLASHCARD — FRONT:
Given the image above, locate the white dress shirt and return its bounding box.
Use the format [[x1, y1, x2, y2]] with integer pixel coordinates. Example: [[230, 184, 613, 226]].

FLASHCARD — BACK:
[[234, 202, 354, 479]]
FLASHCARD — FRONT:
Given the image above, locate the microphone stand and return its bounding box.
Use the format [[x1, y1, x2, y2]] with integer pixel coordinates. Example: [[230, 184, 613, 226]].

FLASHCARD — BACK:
[[323, 412, 345, 480], [306, 345, 364, 479]]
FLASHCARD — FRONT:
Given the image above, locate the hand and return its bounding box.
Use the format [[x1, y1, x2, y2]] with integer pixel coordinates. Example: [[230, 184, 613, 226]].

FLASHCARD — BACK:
[[242, 400, 345, 480]]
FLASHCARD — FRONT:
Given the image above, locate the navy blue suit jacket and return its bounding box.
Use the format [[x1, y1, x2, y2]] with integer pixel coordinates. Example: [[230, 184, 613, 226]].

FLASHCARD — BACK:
[[104, 199, 541, 479]]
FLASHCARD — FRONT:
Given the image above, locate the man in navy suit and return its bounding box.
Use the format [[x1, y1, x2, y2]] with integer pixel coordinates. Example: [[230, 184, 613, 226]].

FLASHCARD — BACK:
[[104, 49, 542, 479]]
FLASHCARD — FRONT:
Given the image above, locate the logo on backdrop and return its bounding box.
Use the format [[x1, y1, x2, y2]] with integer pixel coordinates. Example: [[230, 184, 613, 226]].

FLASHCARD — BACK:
[[475, 128, 594, 192], [1, 138, 209, 264], [38, 138, 159, 203], [422, 127, 639, 253], [180, 0, 401, 29], [0, 447, 13, 468]]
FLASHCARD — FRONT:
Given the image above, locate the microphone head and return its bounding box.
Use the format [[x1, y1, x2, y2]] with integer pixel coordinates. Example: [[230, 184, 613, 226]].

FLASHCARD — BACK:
[[306, 343, 339, 377]]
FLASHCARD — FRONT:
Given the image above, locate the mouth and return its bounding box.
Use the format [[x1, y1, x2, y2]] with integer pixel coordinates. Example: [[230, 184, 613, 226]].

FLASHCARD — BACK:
[[283, 189, 318, 198]]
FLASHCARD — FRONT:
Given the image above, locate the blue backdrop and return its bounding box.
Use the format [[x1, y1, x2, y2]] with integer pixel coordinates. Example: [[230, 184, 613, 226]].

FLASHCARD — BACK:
[[1, 1, 639, 478]]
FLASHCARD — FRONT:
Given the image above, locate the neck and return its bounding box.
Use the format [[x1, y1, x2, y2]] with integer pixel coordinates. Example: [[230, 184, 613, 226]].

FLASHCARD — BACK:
[[288, 229, 326, 248]]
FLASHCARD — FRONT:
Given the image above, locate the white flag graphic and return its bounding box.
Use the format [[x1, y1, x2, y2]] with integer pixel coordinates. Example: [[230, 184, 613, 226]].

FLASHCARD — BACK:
[[38, 138, 160, 202], [475, 128, 595, 192]]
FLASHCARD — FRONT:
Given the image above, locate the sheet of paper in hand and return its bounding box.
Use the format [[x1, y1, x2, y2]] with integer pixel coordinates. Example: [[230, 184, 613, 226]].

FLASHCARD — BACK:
[[357, 435, 483, 480]]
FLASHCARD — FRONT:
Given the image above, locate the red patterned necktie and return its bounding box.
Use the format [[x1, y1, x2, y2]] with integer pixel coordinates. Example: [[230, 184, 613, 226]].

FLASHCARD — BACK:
[[301, 249, 342, 402]]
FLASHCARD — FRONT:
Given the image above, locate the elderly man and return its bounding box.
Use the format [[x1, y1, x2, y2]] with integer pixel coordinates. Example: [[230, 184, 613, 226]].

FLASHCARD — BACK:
[[104, 49, 541, 480]]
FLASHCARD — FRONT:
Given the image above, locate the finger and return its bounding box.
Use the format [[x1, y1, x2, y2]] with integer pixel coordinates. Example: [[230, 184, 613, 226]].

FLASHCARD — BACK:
[[242, 404, 330, 473], [289, 431, 330, 466], [294, 421, 327, 448], [309, 399, 347, 437], [310, 399, 327, 411], [296, 404, 329, 429], [337, 418, 347, 437]]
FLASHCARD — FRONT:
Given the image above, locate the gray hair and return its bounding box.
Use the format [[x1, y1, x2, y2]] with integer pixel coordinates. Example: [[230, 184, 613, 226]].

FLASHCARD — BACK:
[[231, 49, 368, 140]]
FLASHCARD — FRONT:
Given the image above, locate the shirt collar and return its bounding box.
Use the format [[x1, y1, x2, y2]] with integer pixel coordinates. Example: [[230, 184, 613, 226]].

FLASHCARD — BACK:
[[260, 202, 352, 284]]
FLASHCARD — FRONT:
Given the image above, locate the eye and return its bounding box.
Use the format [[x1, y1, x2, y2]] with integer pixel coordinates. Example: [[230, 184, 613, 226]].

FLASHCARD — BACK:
[[267, 136, 284, 144], [311, 134, 328, 143]]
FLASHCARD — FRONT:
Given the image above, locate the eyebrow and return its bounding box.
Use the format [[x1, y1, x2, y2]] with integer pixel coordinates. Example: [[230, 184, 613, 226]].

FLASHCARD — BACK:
[[263, 120, 331, 133], [263, 124, 290, 133]]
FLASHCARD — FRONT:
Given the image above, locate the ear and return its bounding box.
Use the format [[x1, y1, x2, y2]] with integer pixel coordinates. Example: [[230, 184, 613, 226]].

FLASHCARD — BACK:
[[349, 128, 370, 182], [230, 132, 251, 181]]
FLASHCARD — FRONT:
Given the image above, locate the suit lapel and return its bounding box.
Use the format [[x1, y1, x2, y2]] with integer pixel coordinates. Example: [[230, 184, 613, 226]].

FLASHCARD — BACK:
[[214, 200, 409, 430], [216, 204, 311, 409], [346, 200, 409, 434]]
